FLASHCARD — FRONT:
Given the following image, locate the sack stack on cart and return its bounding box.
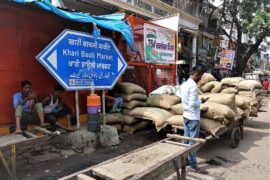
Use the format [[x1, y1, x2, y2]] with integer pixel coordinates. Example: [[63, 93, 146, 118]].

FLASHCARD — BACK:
[[220, 78, 263, 117], [130, 94, 180, 131], [198, 73, 222, 94], [167, 93, 238, 137], [118, 82, 149, 134]]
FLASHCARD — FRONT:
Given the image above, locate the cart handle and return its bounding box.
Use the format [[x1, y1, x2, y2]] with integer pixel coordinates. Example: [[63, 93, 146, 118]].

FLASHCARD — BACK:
[[167, 134, 206, 143]]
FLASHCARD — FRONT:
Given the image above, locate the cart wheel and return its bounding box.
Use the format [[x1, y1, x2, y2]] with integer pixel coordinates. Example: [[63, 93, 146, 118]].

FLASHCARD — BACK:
[[231, 127, 241, 148]]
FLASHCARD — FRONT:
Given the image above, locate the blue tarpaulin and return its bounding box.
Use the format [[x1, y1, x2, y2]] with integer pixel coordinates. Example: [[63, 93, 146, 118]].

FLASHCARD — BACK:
[[13, 0, 134, 50]]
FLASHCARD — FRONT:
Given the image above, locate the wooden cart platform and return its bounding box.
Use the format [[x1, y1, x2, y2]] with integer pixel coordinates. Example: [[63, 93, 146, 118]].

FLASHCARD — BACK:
[[61, 134, 205, 180]]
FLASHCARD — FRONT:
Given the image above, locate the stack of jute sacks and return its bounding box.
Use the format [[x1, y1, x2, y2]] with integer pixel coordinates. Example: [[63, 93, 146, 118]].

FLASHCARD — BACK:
[[130, 86, 181, 131], [166, 74, 249, 137], [118, 82, 149, 134], [221, 77, 263, 117], [197, 74, 263, 118], [166, 93, 239, 137]]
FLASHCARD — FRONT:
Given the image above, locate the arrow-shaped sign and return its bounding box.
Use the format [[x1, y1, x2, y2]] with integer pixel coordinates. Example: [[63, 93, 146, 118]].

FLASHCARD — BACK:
[[36, 29, 128, 90]]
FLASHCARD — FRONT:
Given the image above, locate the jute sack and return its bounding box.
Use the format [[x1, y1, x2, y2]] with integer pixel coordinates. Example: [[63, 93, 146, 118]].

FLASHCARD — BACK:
[[123, 121, 149, 134], [118, 82, 146, 95], [130, 107, 173, 131], [111, 124, 122, 133], [238, 95, 257, 106], [147, 95, 181, 109], [235, 95, 249, 109], [221, 77, 244, 86], [221, 88, 238, 94], [171, 104, 184, 115], [236, 107, 248, 120], [121, 93, 147, 102], [104, 113, 123, 124], [198, 73, 216, 88], [123, 115, 141, 125], [166, 115, 184, 126], [201, 82, 215, 93], [238, 91, 256, 99], [201, 102, 235, 121], [238, 80, 262, 91], [199, 93, 236, 109], [211, 82, 222, 93], [243, 107, 251, 119], [123, 100, 147, 110], [121, 108, 131, 115], [200, 118, 226, 136]]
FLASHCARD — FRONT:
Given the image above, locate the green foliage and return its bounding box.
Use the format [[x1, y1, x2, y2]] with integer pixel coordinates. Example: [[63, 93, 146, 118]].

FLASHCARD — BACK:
[[241, 0, 270, 39]]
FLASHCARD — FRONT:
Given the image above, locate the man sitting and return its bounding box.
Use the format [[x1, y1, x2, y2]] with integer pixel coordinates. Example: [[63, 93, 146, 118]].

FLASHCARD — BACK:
[[42, 85, 75, 132], [105, 85, 123, 113], [13, 80, 48, 134]]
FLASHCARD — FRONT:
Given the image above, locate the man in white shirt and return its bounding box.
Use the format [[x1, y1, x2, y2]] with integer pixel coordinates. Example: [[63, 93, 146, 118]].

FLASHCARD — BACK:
[[180, 67, 208, 174]]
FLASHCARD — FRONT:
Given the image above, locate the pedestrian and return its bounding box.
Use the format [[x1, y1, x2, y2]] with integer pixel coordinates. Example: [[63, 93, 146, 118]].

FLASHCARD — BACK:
[[42, 84, 76, 132], [263, 78, 269, 94], [180, 67, 209, 174], [13, 80, 48, 134]]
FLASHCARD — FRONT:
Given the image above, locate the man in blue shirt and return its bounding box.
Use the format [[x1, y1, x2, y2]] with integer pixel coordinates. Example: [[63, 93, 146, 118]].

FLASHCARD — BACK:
[[13, 80, 47, 134], [180, 67, 209, 174]]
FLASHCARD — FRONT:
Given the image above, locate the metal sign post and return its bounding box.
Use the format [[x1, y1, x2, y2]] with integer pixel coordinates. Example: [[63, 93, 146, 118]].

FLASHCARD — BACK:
[[75, 91, 80, 129]]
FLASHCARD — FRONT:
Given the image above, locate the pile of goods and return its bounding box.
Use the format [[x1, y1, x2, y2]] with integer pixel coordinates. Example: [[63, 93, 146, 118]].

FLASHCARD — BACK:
[[197, 75, 263, 117], [130, 94, 180, 131], [104, 82, 149, 134]]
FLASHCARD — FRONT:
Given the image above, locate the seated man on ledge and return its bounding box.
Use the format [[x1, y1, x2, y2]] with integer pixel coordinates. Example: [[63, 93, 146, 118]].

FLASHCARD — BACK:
[[42, 85, 76, 132], [13, 80, 48, 134], [105, 85, 123, 113]]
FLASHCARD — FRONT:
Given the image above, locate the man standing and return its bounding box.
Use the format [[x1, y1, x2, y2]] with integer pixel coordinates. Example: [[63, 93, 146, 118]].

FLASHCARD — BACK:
[[180, 68, 208, 174], [13, 80, 47, 134]]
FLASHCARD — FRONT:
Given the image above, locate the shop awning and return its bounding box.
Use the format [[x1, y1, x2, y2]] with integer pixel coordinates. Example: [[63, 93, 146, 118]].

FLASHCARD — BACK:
[[13, 0, 134, 50]]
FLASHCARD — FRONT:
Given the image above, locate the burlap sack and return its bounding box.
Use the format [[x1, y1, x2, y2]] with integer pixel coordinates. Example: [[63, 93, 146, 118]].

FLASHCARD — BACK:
[[122, 121, 149, 134], [201, 82, 215, 93], [171, 103, 184, 115], [201, 102, 236, 121], [123, 100, 147, 110], [111, 124, 122, 132], [199, 93, 236, 109], [238, 80, 262, 91], [147, 95, 181, 109], [200, 118, 226, 136], [118, 82, 146, 95], [235, 95, 249, 109], [238, 91, 256, 99], [221, 77, 244, 86], [236, 107, 248, 120], [211, 81, 222, 93], [121, 93, 147, 102], [121, 108, 131, 115], [243, 107, 251, 119], [221, 88, 238, 94], [104, 113, 123, 124], [238, 95, 257, 106], [166, 115, 184, 126], [123, 115, 141, 125], [198, 73, 216, 88], [130, 107, 173, 131]]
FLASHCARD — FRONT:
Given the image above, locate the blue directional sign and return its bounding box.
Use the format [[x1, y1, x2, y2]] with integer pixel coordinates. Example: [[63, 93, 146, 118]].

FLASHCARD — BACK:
[[36, 29, 127, 90]]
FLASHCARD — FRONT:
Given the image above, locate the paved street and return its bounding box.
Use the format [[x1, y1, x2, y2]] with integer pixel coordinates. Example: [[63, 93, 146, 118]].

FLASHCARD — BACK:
[[167, 98, 270, 180]]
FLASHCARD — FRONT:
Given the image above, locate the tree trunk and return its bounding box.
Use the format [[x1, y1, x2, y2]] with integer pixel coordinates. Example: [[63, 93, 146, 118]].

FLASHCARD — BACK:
[[232, 37, 264, 76]]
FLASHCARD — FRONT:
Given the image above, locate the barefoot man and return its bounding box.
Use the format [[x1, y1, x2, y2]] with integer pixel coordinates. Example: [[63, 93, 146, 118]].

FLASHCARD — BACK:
[[13, 80, 48, 134]]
